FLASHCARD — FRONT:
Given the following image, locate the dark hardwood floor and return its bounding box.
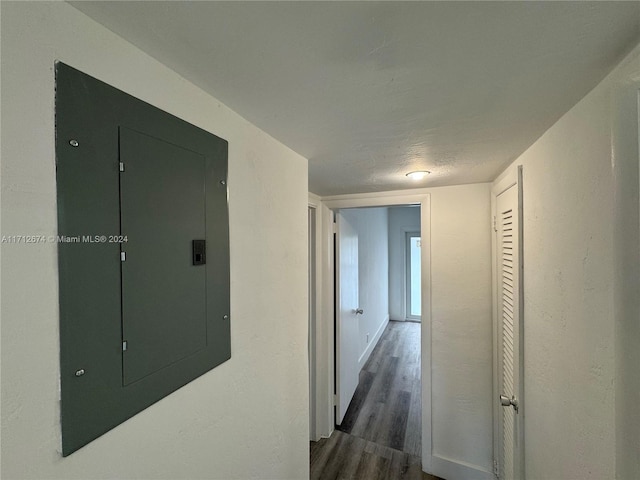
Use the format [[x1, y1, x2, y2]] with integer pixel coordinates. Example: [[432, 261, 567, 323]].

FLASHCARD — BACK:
[[310, 429, 434, 480], [311, 321, 441, 480], [339, 321, 421, 456]]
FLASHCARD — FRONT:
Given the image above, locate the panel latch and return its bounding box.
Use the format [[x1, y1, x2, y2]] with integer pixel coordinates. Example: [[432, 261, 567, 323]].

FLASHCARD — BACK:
[[192, 239, 206, 265]]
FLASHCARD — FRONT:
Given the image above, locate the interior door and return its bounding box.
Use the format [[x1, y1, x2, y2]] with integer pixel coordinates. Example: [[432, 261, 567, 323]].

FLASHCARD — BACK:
[[335, 211, 360, 425], [496, 180, 524, 480]]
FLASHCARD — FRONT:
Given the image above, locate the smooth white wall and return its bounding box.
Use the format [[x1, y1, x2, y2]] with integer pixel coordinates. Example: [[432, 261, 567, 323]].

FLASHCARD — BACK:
[[1, 2, 309, 479], [388, 206, 422, 321], [340, 208, 390, 369], [493, 42, 640, 480]]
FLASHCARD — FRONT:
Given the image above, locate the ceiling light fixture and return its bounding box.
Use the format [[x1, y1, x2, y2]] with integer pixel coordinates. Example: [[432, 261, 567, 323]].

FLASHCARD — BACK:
[[406, 170, 430, 180]]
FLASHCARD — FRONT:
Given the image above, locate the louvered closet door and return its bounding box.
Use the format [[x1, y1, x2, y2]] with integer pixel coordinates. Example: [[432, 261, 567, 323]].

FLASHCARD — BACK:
[[497, 183, 522, 480]]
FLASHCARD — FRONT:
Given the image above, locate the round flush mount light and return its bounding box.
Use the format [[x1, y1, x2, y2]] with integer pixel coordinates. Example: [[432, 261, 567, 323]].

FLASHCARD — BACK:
[[406, 170, 431, 180]]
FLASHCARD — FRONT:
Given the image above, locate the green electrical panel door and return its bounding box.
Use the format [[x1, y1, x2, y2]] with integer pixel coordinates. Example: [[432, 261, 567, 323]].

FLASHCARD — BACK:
[[119, 128, 207, 385], [56, 62, 230, 456]]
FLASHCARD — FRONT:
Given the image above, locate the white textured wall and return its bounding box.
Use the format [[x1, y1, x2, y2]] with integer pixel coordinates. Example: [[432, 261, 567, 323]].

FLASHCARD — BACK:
[[494, 42, 640, 480], [388, 206, 422, 321], [340, 208, 390, 368], [0, 2, 309, 479], [428, 183, 493, 474]]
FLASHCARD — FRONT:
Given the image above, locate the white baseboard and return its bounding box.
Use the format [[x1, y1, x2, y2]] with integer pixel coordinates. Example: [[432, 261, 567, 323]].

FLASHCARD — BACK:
[[358, 315, 389, 370], [429, 454, 495, 480]]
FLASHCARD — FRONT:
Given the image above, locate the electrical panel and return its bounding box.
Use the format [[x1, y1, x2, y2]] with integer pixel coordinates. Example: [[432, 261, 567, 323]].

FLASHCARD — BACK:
[[55, 63, 230, 456]]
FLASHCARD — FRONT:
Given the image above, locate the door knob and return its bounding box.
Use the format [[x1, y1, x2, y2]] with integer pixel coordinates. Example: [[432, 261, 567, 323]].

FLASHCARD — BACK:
[[500, 394, 519, 413], [355, 308, 364, 315]]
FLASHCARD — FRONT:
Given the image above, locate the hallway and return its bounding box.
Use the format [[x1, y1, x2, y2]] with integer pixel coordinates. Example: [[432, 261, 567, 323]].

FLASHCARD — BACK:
[[310, 322, 441, 479]]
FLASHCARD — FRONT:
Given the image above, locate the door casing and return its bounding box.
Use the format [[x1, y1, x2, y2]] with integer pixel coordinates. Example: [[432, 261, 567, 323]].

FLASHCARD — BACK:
[[321, 192, 432, 471], [308, 205, 317, 441]]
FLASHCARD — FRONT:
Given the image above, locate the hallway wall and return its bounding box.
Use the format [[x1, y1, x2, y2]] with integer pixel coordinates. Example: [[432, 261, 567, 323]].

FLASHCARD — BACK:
[[340, 208, 390, 369], [427, 184, 493, 477], [1, 2, 309, 479], [494, 41, 640, 480], [388, 206, 422, 321]]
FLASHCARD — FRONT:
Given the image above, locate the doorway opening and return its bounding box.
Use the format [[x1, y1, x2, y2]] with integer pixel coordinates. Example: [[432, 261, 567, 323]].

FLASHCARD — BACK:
[[329, 203, 424, 466], [309, 191, 433, 479]]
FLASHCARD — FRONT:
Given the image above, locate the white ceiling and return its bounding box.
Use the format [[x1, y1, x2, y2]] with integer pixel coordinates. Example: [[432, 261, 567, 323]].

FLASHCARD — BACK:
[[70, 1, 640, 196]]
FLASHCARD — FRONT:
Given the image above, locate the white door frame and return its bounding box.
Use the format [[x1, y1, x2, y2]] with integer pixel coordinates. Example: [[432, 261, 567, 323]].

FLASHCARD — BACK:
[[308, 194, 327, 442], [308, 204, 317, 441], [491, 166, 525, 479], [321, 190, 433, 472]]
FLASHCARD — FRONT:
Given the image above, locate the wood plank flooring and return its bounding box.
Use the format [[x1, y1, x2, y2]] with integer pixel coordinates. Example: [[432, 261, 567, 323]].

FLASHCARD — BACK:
[[310, 430, 437, 480], [339, 321, 422, 456], [311, 321, 441, 480]]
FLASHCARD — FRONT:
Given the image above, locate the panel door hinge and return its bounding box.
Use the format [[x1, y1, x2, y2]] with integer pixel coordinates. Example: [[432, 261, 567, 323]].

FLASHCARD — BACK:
[[333, 394, 338, 406], [494, 459, 499, 478], [493, 215, 497, 232], [122, 341, 128, 352], [120, 251, 126, 262], [332, 221, 337, 234], [119, 162, 125, 172]]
